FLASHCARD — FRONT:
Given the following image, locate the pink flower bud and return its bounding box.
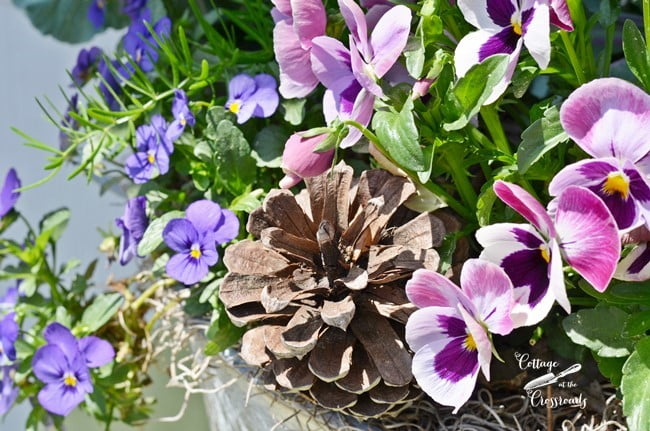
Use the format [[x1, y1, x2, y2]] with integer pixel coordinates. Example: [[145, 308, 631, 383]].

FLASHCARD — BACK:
[[280, 133, 334, 188]]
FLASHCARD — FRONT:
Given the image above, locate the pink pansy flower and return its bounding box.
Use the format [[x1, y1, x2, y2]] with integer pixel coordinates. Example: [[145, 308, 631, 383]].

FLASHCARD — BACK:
[[271, 0, 326, 99], [310, 0, 411, 148], [454, 0, 552, 104], [279, 132, 334, 189], [405, 259, 514, 412], [476, 181, 620, 327], [549, 78, 650, 232]]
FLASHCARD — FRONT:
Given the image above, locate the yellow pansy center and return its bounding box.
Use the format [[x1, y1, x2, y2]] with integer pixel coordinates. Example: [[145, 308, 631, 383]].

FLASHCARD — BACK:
[[511, 17, 523, 35], [464, 333, 477, 351], [64, 373, 78, 387], [179, 113, 187, 126], [190, 248, 202, 259], [602, 171, 630, 200], [147, 152, 156, 164], [539, 244, 550, 263], [229, 102, 241, 114]]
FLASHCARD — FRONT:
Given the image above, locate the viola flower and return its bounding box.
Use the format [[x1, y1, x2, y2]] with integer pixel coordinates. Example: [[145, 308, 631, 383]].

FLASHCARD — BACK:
[[71, 47, 102, 86], [163, 200, 239, 285], [0, 285, 18, 312], [115, 196, 148, 265], [279, 132, 334, 188], [271, 0, 326, 98], [123, 0, 148, 21], [0, 313, 18, 365], [454, 0, 552, 104], [123, 9, 171, 72], [125, 123, 170, 184], [0, 168, 20, 218], [225, 74, 279, 124], [32, 323, 114, 417], [0, 366, 17, 415], [310, 1, 411, 148], [549, 78, 650, 231], [166, 90, 195, 142], [476, 181, 620, 327], [405, 259, 514, 412], [150, 114, 173, 154], [88, 0, 106, 28]]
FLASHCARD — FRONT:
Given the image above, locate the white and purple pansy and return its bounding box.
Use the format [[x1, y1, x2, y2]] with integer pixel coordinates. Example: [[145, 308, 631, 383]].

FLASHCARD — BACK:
[[405, 259, 514, 412], [454, 0, 552, 104], [476, 181, 620, 327], [549, 78, 650, 232]]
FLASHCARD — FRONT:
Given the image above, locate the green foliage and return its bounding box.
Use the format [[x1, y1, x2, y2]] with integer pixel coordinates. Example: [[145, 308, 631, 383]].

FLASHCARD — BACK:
[[517, 105, 569, 174], [622, 350, 650, 431], [563, 306, 634, 357], [623, 19, 650, 91]]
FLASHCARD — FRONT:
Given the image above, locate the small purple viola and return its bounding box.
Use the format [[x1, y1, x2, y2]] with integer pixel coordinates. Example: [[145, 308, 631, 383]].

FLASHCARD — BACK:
[[32, 323, 114, 417], [279, 132, 334, 188], [225, 74, 279, 124], [0, 366, 17, 415], [454, 0, 553, 104], [405, 259, 514, 412], [476, 181, 620, 327], [115, 196, 148, 265], [123, 0, 148, 21], [163, 200, 239, 285], [310, 0, 411, 148], [0, 313, 18, 365], [88, 0, 106, 28], [71, 47, 102, 86], [125, 123, 170, 184], [549, 78, 650, 232], [166, 90, 195, 142], [150, 114, 173, 154], [0, 169, 20, 218], [123, 9, 171, 72], [271, 0, 326, 98], [0, 285, 19, 312]]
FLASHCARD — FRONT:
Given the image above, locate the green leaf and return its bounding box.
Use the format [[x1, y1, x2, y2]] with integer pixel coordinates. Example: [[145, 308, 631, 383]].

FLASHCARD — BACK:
[[622, 350, 650, 431], [282, 98, 306, 126], [563, 306, 634, 357], [199, 278, 222, 304], [594, 353, 626, 386], [637, 336, 650, 368], [476, 182, 497, 227], [624, 310, 650, 337], [251, 125, 288, 168], [39, 207, 70, 243], [373, 98, 426, 172], [580, 279, 650, 306], [137, 210, 184, 256], [517, 105, 569, 174], [80, 293, 124, 333], [443, 54, 509, 131], [623, 19, 650, 91], [230, 188, 264, 213]]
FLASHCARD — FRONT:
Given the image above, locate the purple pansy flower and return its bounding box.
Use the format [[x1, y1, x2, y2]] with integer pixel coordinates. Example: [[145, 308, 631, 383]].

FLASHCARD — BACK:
[[271, 0, 326, 98], [454, 0, 552, 104], [279, 132, 334, 189], [225, 74, 280, 124], [310, 0, 411, 148], [115, 196, 148, 265], [0, 366, 18, 415], [0, 285, 19, 312], [71, 47, 102, 86], [476, 181, 620, 327], [0, 313, 18, 365], [123, 0, 148, 20], [0, 169, 20, 218], [163, 200, 239, 285], [150, 114, 173, 154], [405, 259, 514, 412], [88, 0, 106, 28], [32, 323, 114, 417], [166, 90, 195, 142], [549, 78, 650, 232], [123, 9, 171, 72], [125, 123, 170, 184]]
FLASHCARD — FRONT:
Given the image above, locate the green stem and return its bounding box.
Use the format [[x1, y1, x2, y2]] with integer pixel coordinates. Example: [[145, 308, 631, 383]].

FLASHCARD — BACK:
[[600, 23, 615, 77], [645, 0, 650, 60], [480, 106, 511, 156], [443, 150, 477, 208], [560, 30, 586, 85], [131, 278, 177, 311]]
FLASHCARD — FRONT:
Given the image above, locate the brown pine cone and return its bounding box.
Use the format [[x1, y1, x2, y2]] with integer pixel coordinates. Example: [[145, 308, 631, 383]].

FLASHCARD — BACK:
[[219, 162, 447, 419]]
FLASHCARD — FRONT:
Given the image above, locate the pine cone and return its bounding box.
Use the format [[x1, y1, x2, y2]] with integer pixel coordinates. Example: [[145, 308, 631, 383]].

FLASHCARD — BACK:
[[219, 162, 447, 419]]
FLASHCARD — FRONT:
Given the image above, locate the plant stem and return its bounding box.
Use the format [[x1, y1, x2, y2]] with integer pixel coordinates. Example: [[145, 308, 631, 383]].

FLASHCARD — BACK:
[[480, 106, 511, 156], [443, 149, 478, 209], [560, 31, 586, 85], [131, 278, 177, 311], [600, 23, 615, 77], [645, 0, 650, 60]]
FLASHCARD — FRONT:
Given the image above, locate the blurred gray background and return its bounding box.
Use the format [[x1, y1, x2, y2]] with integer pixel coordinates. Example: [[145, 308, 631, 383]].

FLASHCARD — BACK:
[[0, 1, 209, 429]]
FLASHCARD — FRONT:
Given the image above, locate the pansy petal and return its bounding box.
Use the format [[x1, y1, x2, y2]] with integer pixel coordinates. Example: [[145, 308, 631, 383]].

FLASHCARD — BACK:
[[476, 223, 543, 248], [458, 304, 492, 380], [459, 259, 514, 335], [615, 242, 650, 281], [339, 89, 375, 149], [154, 146, 169, 176], [494, 180, 555, 238], [250, 87, 280, 118], [166, 253, 209, 285], [32, 345, 67, 383], [281, 133, 334, 188], [163, 219, 198, 252], [310, 36, 356, 96], [411, 337, 479, 414], [213, 209, 240, 244], [550, 0, 573, 30], [454, 30, 491, 78], [78, 337, 115, 369], [522, 4, 550, 69], [555, 186, 620, 292], [405, 306, 460, 352], [290, 0, 326, 48], [369, 5, 412, 78], [350, 37, 384, 98], [273, 20, 320, 99], [406, 269, 468, 309], [125, 152, 154, 184], [458, 0, 510, 30], [38, 382, 86, 417], [548, 158, 618, 196], [338, 0, 370, 56], [186, 200, 222, 234], [44, 323, 78, 362], [0, 169, 20, 218], [547, 240, 570, 314], [228, 74, 256, 101], [560, 78, 650, 160]]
